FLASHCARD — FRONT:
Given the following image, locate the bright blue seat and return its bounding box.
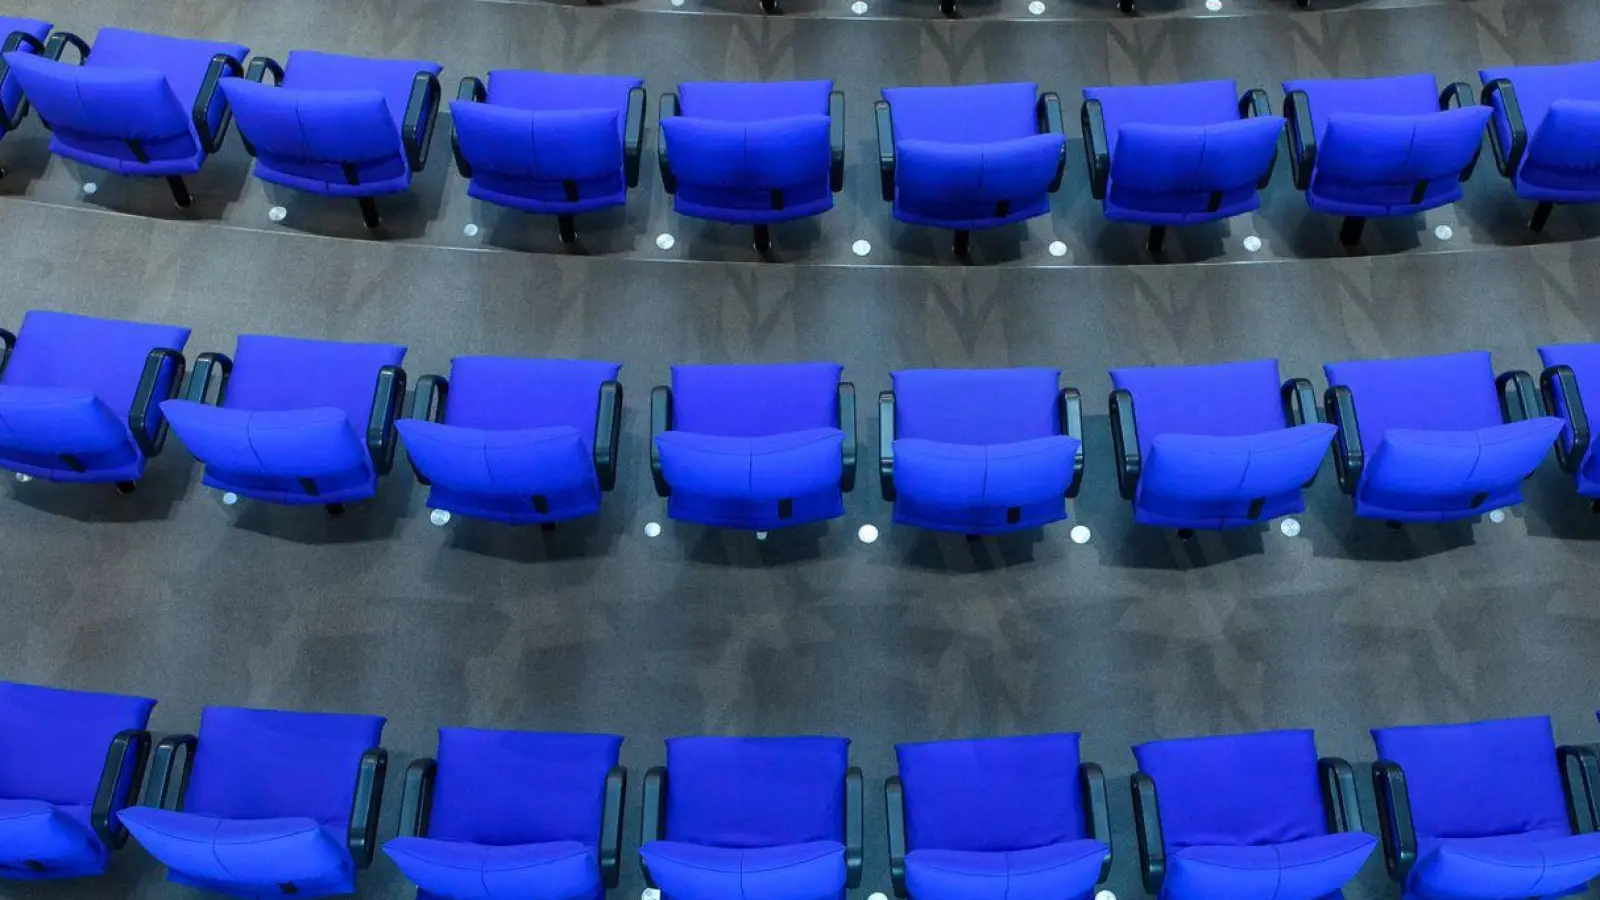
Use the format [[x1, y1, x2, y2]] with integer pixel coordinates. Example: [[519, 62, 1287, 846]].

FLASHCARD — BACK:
[[640, 736, 862, 900], [1110, 359, 1334, 532], [0, 16, 52, 173], [385, 729, 625, 900], [1536, 343, 1600, 499], [222, 49, 442, 228], [877, 82, 1065, 254], [879, 368, 1083, 535], [1282, 73, 1489, 245], [1133, 730, 1375, 900], [160, 334, 406, 511], [0, 682, 154, 881], [1480, 60, 1600, 232], [0, 310, 188, 490], [1371, 716, 1600, 900], [2, 27, 247, 206], [120, 706, 387, 899], [1323, 350, 1560, 524], [398, 357, 622, 526], [658, 80, 843, 254], [887, 734, 1110, 900], [1081, 79, 1283, 253], [651, 362, 856, 533], [451, 71, 645, 243]]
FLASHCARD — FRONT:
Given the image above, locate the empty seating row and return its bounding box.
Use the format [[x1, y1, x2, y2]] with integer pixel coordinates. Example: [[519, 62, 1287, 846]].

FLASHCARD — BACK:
[[3, 22, 1599, 252], [2, 309, 1595, 537], [7, 680, 1600, 900]]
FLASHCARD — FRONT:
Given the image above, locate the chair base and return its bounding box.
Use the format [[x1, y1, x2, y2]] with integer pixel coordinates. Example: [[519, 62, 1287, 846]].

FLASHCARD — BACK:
[[116, 481, 136, 495], [1177, 528, 1194, 541], [1119, 0, 1135, 12], [1339, 216, 1366, 246], [754, 224, 772, 255], [940, 0, 960, 16], [166, 177, 192, 209], [1147, 226, 1167, 255], [953, 229, 971, 256], [326, 503, 346, 516], [1385, 519, 1402, 531], [1532, 201, 1555, 233], [559, 214, 577, 245], [761, 0, 780, 12], [358, 198, 381, 230]]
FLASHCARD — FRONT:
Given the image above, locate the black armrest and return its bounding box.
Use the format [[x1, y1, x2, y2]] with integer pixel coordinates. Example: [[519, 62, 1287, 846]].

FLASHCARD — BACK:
[[625, 86, 647, 189], [829, 90, 846, 193], [1081, 98, 1109, 200], [878, 390, 896, 502], [1497, 369, 1543, 422], [650, 385, 672, 497], [1240, 88, 1279, 190], [1131, 771, 1165, 894], [1439, 81, 1482, 181], [640, 766, 667, 888], [601, 765, 627, 887], [1318, 756, 1362, 832], [1282, 377, 1322, 486], [1323, 385, 1362, 495], [403, 71, 441, 173], [129, 348, 187, 458], [184, 352, 233, 405], [1284, 89, 1316, 191], [839, 382, 857, 493], [1081, 762, 1112, 884], [397, 757, 436, 838], [886, 775, 907, 897], [1372, 761, 1417, 883], [1481, 78, 1526, 178], [192, 53, 243, 154], [348, 748, 387, 869], [1541, 364, 1590, 475], [405, 373, 447, 486], [366, 366, 407, 476], [845, 767, 863, 888], [0, 327, 13, 378], [1110, 388, 1139, 501], [595, 380, 623, 492], [875, 100, 895, 203], [142, 734, 196, 810], [0, 31, 46, 128], [1061, 387, 1085, 498], [1038, 91, 1066, 193], [236, 57, 283, 158], [91, 729, 152, 848], [42, 31, 89, 64], [1559, 745, 1600, 834], [658, 93, 679, 195], [451, 76, 486, 178]]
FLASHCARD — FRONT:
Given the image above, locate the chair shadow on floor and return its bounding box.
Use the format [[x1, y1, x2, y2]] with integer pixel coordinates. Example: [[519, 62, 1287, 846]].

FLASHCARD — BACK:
[[5, 453, 197, 524]]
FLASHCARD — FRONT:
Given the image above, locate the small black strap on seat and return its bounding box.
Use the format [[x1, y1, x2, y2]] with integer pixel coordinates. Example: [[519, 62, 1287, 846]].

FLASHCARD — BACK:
[[769, 189, 785, 211], [1410, 180, 1429, 205], [1207, 190, 1224, 212], [297, 477, 320, 497], [342, 163, 361, 186], [994, 199, 1010, 217], [1006, 507, 1021, 524], [24, 861, 45, 873], [563, 180, 580, 202], [1248, 497, 1265, 520], [125, 139, 150, 163], [58, 454, 86, 473], [778, 498, 794, 520], [532, 495, 550, 514], [1469, 491, 1489, 509], [279, 882, 298, 895]]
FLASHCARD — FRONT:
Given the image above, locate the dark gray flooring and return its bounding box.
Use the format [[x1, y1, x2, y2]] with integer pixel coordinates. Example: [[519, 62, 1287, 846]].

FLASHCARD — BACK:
[[1, 0, 1600, 899]]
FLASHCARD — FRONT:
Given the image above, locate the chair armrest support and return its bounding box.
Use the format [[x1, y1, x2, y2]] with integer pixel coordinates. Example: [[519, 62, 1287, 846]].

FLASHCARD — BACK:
[[405, 374, 447, 487], [1497, 369, 1543, 422], [625, 86, 647, 189], [1324, 385, 1362, 495], [658, 93, 679, 195], [1131, 771, 1165, 894], [875, 100, 895, 203], [403, 71, 441, 173], [1541, 364, 1590, 475], [845, 767, 863, 888], [367, 366, 407, 476], [42, 31, 89, 64], [886, 775, 907, 897], [829, 90, 846, 193], [1110, 389, 1139, 501], [601, 765, 628, 887], [1284, 89, 1316, 191], [91, 729, 152, 848], [0, 31, 46, 128], [1081, 98, 1109, 200], [1241, 88, 1279, 190], [878, 390, 896, 502], [244, 56, 284, 85], [1440, 81, 1483, 181], [839, 382, 857, 493], [0, 327, 13, 378], [1481, 78, 1527, 178], [1318, 756, 1362, 832], [1372, 760, 1417, 883], [348, 748, 388, 869], [650, 385, 672, 497], [143, 734, 197, 810], [596, 380, 624, 492], [130, 348, 187, 458], [1038, 91, 1066, 193], [1282, 377, 1320, 427], [450, 76, 486, 178], [192, 53, 243, 154], [1081, 762, 1112, 884], [184, 352, 233, 405], [397, 757, 436, 838], [1560, 745, 1600, 834], [640, 766, 667, 887], [1061, 387, 1085, 498]]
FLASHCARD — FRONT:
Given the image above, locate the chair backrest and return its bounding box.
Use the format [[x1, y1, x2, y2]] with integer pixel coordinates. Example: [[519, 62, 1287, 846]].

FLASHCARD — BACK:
[[883, 83, 1038, 144], [896, 733, 1086, 853], [429, 729, 621, 847], [671, 362, 840, 437], [678, 79, 829, 121], [1110, 359, 1287, 459], [1323, 351, 1503, 447], [223, 79, 408, 186], [0, 682, 154, 807], [1518, 100, 1600, 192], [454, 103, 623, 192], [893, 368, 1058, 445], [5, 52, 197, 164], [1108, 117, 1283, 203], [1084, 80, 1241, 152], [1134, 730, 1327, 851], [486, 70, 639, 117], [662, 114, 831, 209], [893, 133, 1063, 208], [1481, 60, 1600, 177], [0, 17, 52, 125], [664, 736, 848, 848], [185, 706, 384, 825], [1311, 106, 1489, 203], [1283, 74, 1442, 141], [224, 334, 404, 428], [445, 357, 620, 437], [2, 310, 190, 416]]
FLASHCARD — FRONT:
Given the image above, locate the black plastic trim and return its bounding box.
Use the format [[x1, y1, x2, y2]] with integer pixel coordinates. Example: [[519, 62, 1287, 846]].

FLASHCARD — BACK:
[[601, 765, 627, 887], [450, 76, 485, 178], [1541, 364, 1590, 475], [640, 766, 667, 888], [658, 93, 679, 195], [1481, 78, 1526, 178], [839, 382, 857, 493], [1082, 98, 1109, 200], [594, 380, 623, 492], [625, 86, 647, 189], [397, 757, 436, 838], [1038, 91, 1066, 193], [0, 31, 46, 128], [129, 348, 187, 458], [42, 31, 88, 64], [878, 390, 896, 502], [1131, 771, 1165, 894], [1498, 369, 1543, 423], [829, 90, 846, 193], [845, 767, 863, 888], [348, 748, 387, 869], [1241, 88, 1279, 190], [1324, 385, 1362, 495], [1372, 760, 1417, 883], [886, 775, 907, 897], [1061, 387, 1085, 498], [367, 365, 407, 477], [1284, 89, 1316, 191], [143, 734, 196, 810], [650, 385, 672, 498], [0, 328, 13, 378], [1439, 81, 1483, 181], [192, 54, 242, 154], [1110, 388, 1139, 501], [403, 71, 441, 173], [1081, 762, 1112, 884], [875, 100, 895, 202], [90, 729, 152, 848], [184, 352, 233, 405], [1318, 756, 1362, 833], [1559, 745, 1600, 835]]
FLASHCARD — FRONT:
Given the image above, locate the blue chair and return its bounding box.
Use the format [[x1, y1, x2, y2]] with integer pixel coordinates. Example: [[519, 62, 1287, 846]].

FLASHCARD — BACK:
[[876, 83, 1065, 255], [0, 310, 188, 492], [886, 734, 1111, 900], [1371, 716, 1600, 900], [1132, 729, 1375, 900], [222, 49, 442, 229], [658, 80, 844, 254], [1282, 74, 1489, 245], [1323, 350, 1561, 524], [1479, 60, 1600, 232], [160, 334, 407, 513], [385, 729, 626, 900], [1536, 343, 1599, 504], [640, 736, 862, 900], [0, 682, 153, 881], [398, 357, 622, 527], [451, 71, 645, 244], [2, 27, 247, 206], [1109, 359, 1334, 534], [1081, 80, 1284, 254], [651, 362, 856, 534], [878, 368, 1083, 535], [120, 706, 387, 899], [0, 16, 52, 176]]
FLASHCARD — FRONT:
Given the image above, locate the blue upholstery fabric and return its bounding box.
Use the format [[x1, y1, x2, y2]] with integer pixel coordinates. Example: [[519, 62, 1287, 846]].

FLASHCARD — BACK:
[[882, 83, 1060, 230], [0, 310, 189, 483], [1282, 74, 1489, 217], [678, 80, 830, 121], [4, 28, 247, 176], [642, 841, 846, 900], [1481, 61, 1600, 203], [0, 682, 155, 880], [905, 841, 1106, 900], [223, 50, 441, 197], [0, 17, 52, 137], [388, 839, 599, 900], [1164, 834, 1377, 900], [1324, 351, 1559, 522], [1537, 343, 1600, 496]]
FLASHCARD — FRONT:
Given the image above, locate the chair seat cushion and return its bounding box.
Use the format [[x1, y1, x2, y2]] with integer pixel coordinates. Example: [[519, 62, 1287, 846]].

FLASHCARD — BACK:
[[1309, 107, 1490, 215], [894, 435, 1077, 510], [1165, 832, 1377, 900], [1411, 831, 1600, 900], [1515, 99, 1600, 200], [385, 836, 599, 900], [398, 421, 595, 498], [656, 427, 843, 501], [1141, 424, 1335, 507], [641, 840, 845, 900], [1362, 417, 1563, 512], [904, 839, 1107, 900], [161, 401, 368, 477], [1107, 116, 1283, 224], [0, 799, 102, 873], [896, 133, 1064, 205], [118, 808, 351, 887]]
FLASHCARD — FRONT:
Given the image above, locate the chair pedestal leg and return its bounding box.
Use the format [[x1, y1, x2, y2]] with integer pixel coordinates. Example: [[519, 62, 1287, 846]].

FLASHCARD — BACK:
[[167, 177, 193, 209], [760, 0, 780, 13], [326, 503, 346, 516], [115, 481, 136, 495], [940, 0, 960, 16], [1177, 528, 1194, 541], [952, 229, 971, 256], [753, 224, 772, 255], [1118, 0, 1135, 12], [558, 214, 577, 245], [541, 522, 557, 533], [1338, 216, 1366, 246], [1531, 202, 1555, 233], [357, 198, 381, 230], [0, 166, 9, 180], [1146, 226, 1167, 255]]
